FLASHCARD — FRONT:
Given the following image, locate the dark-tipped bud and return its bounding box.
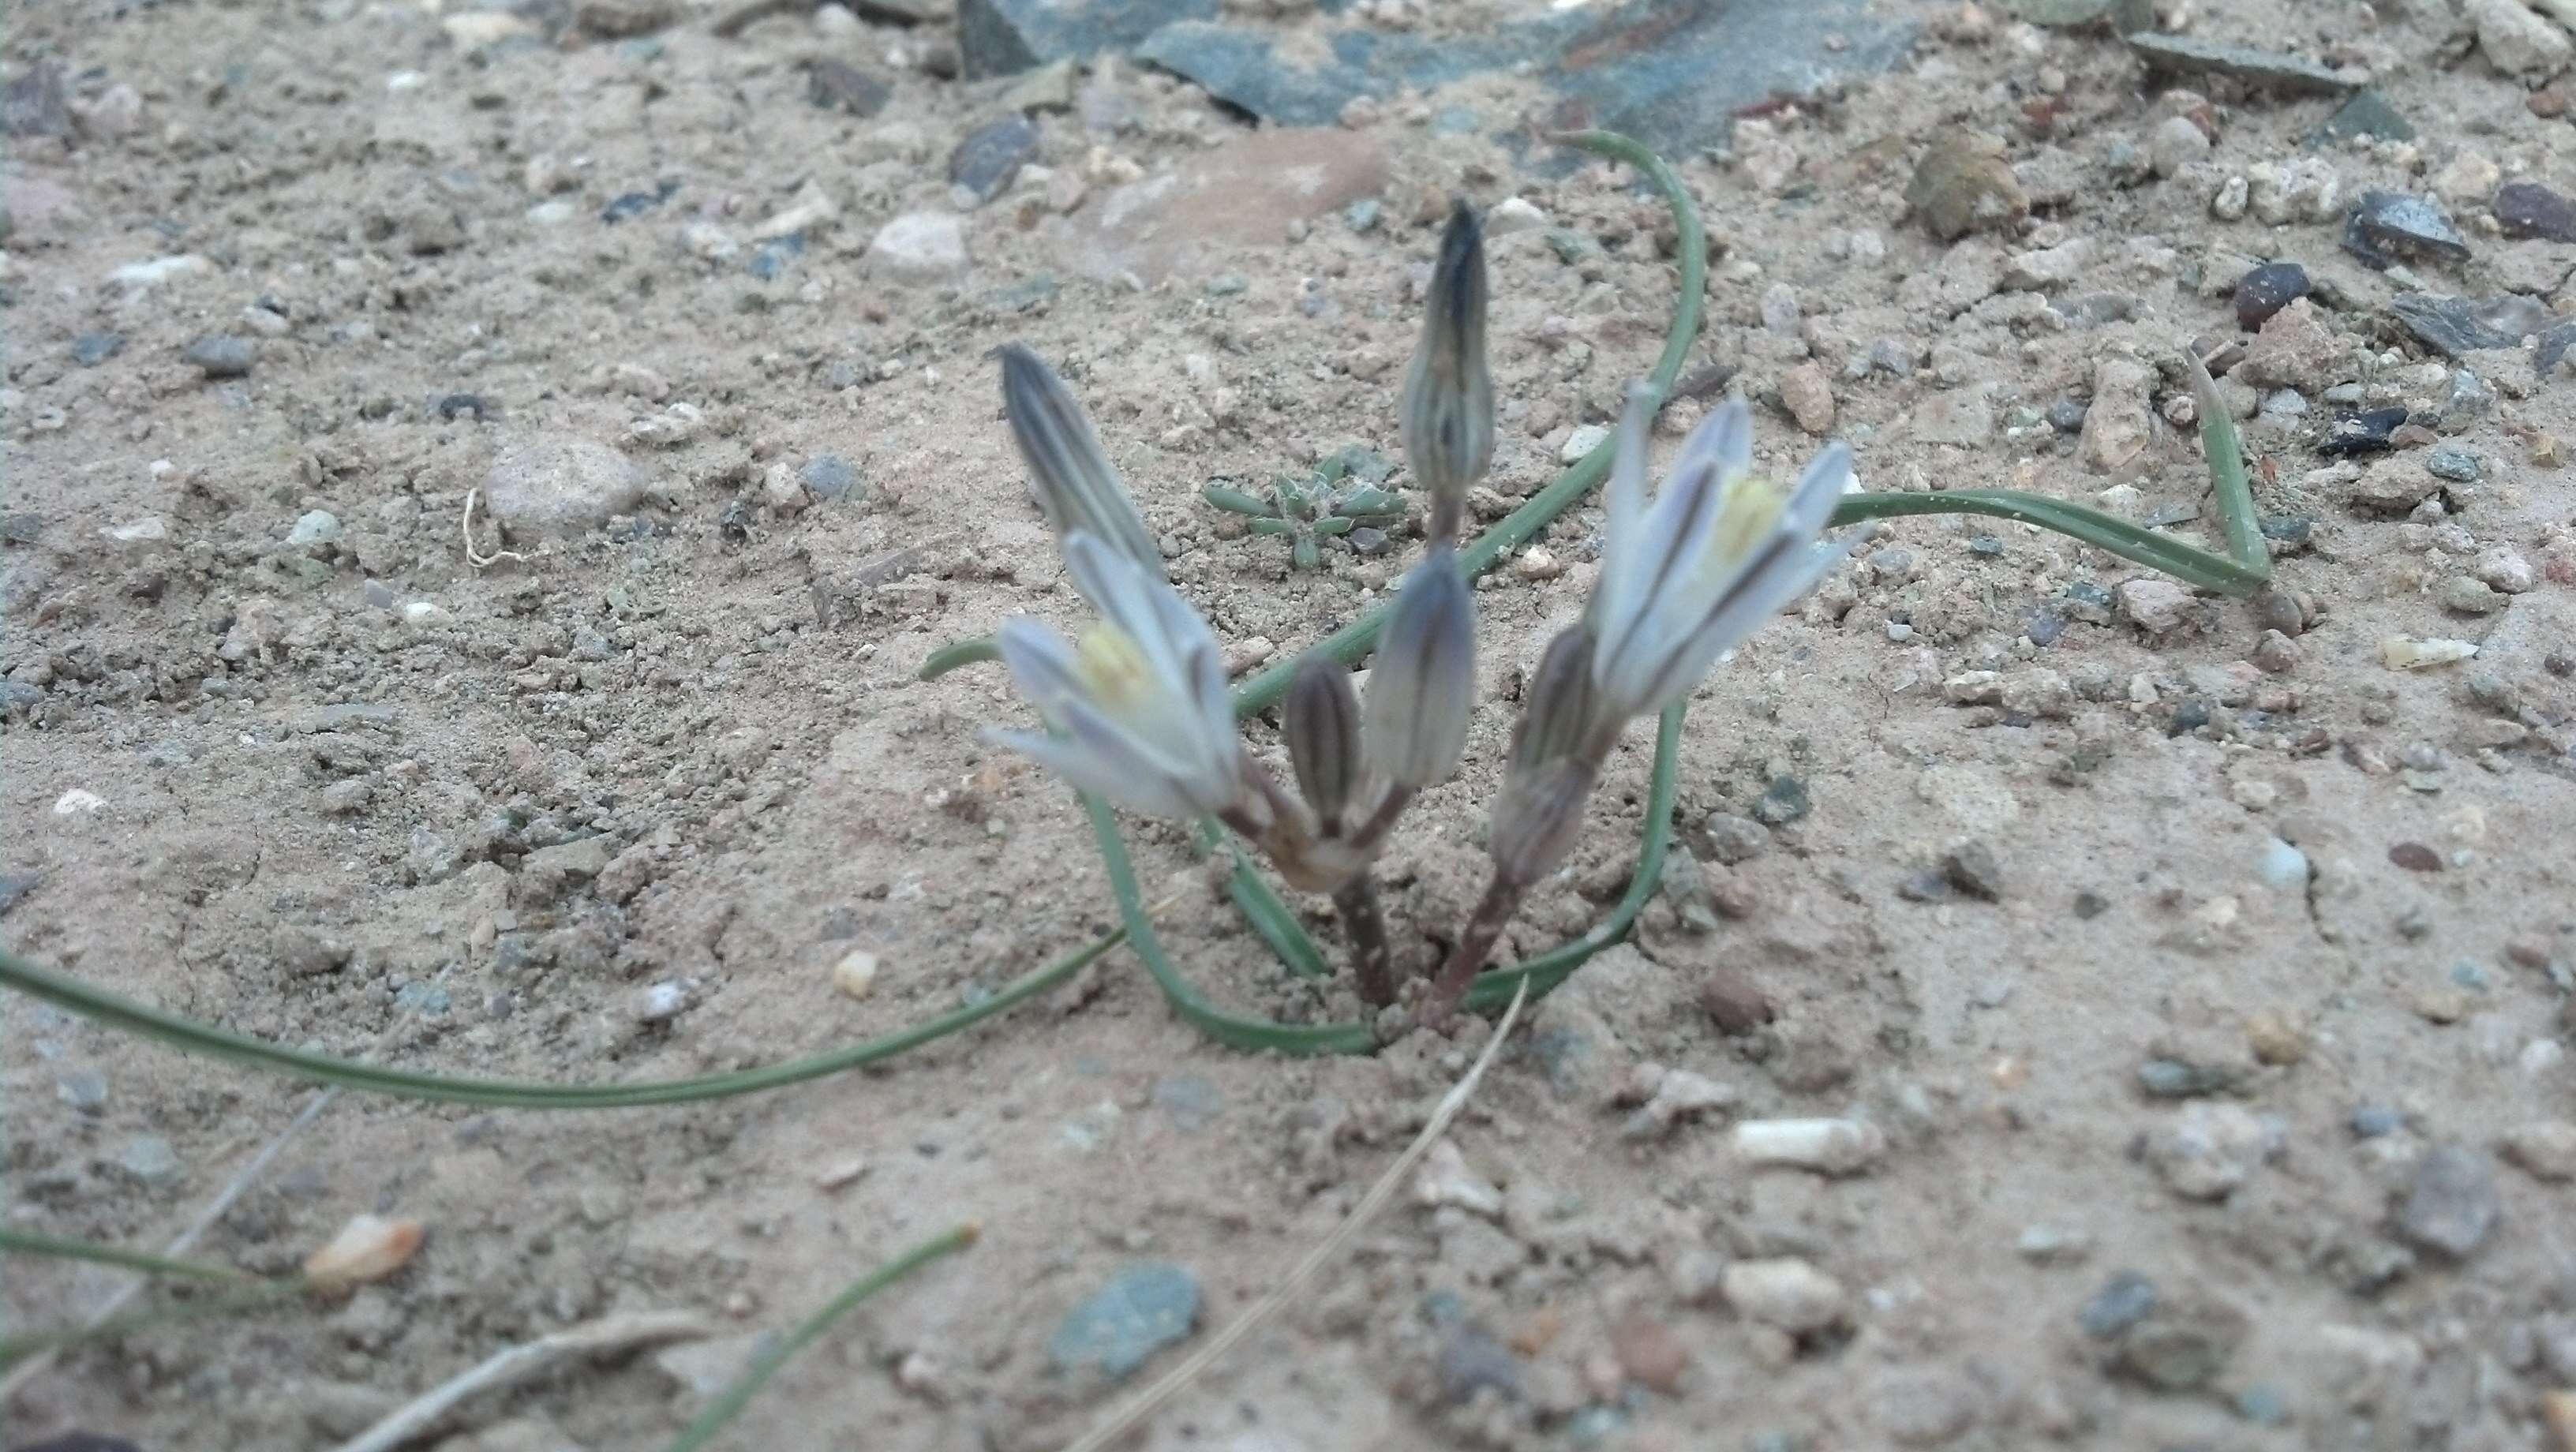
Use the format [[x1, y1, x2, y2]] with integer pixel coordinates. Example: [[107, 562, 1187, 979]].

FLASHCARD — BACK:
[[1488, 755, 1597, 889], [1283, 653, 1364, 830], [1365, 543, 1477, 788], [1487, 623, 1608, 887], [1508, 623, 1604, 779], [998, 342, 1165, 578], [1401, 202, 1494, 546]]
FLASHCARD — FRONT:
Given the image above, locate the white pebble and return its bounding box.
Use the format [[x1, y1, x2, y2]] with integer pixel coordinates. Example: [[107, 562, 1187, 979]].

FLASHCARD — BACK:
[[1486, 196, 1548, 235], [1413, 1140, 1504, 1218], [1731, 1117, 1888, 1176], [303, 1213, 424, 1288], [831, 947, 880, 1001], [636, 981, 689, 1024], [1722, 1258, 1847, 1333], [1560, 423, 1611, 465], [2379, 636, 2479, 670], [52, 789, 106, 817]]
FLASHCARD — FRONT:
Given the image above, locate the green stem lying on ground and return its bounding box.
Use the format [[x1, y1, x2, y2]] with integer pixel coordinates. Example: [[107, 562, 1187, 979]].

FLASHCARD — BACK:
[[662, 1226, 978, 1452], [0, 1228, 258, 1285], [0, 922, 1124, 1110]]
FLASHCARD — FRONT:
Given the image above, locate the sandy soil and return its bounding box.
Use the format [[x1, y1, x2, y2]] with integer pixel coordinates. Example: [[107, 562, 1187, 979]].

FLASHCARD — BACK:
[[6, 0, 2575, 1448]]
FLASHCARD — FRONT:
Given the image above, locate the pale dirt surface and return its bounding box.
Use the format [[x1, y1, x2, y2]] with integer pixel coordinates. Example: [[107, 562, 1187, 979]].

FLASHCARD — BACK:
[[6, 0, 2576, 1448]]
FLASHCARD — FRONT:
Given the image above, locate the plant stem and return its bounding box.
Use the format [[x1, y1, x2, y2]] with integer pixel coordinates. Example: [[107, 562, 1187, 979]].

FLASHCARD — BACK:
[[1418, 874, 1523, 1028], [663, 1226, 978, 1452], [0, 926, 1122, 1110], [1333, 874, 1398, 1007]]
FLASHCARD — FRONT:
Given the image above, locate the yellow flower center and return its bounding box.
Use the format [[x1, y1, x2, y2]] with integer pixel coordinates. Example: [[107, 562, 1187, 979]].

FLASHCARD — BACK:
[[1703, 470, 1788, 575], [1074, 625, 1155, 712]]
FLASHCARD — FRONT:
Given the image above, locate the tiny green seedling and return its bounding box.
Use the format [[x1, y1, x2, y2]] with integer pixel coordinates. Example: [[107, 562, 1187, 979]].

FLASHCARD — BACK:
[[1203, 446, 1409, 569]]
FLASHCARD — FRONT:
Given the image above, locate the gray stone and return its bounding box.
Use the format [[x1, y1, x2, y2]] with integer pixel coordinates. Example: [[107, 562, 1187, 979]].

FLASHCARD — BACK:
[[117, 1135, 183, 1185], [183, 335, 255, 379], [1049, 1262, 1200, 1379], [1136, 0, 1914, 156], [287, 510, 342, 546], [2390, 293, 2552, 358], [2394, 1146, 2500, 1258], [0, 870, 40, 918], [1751, 775, 1809, 826], [2425, 446, 2480, 482], [480, 436, 650, 537], [1436, 1325, 1522, 1405], [2125, 32, 2353, 95], [71, 331, 124, 366], [1702, 813, 1769, 865], [2079, 1271, 2156, 1339], [807, 58, 892, 117], [866, 211, 969, 282], [949, 113, 1039, 205], [2309, 88, 2413, 145], [56, 1070, 107, 1112], [2342, 191, 2470, 271], [2496, 181, 2576, 243], [2, 62, 69, 137], [957, 0, 1216, 80], [799, 454, 862, 502]]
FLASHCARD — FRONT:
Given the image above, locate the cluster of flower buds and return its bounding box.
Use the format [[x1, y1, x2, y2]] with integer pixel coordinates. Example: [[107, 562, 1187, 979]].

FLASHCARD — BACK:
[[979, 204, 1855, 1029]]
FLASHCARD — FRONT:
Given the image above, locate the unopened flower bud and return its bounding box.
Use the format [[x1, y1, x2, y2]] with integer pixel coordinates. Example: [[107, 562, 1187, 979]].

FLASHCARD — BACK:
[[1400, 203, 1493, 546], [998, 343, 1165, 578], [1488, 754, 1597, 889], [1487, 623, 1606, 887], [1509, 623, 1604, 779], [1282, 652, 1363, 829], [1365, 543, 1476, 788]]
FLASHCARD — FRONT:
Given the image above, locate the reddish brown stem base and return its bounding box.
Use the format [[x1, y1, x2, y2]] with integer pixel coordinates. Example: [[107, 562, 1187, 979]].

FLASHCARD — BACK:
[[1415, 875, 1522, 1029], [1335, 875, 1397, 1008]]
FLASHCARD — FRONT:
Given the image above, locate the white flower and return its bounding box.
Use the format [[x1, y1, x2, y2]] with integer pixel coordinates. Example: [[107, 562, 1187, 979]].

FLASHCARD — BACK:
[[1585, 384, 1855, 723], [989, 532, 1242, 819]]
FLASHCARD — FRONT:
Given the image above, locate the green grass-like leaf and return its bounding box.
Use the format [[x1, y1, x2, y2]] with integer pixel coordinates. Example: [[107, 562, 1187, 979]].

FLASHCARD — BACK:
[[0, 922, 1122, 1109], [664, 1225, 978, 1452]]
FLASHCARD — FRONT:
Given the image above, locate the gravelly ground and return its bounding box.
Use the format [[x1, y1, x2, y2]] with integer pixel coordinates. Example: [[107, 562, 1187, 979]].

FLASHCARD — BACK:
[[5, 0, 2575, 1448]]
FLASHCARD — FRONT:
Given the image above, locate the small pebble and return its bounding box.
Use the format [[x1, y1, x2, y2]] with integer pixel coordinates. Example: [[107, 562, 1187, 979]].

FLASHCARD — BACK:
[[2394, 1145, 2500, 1258], [2080, 1271, 2157, 1338], [1732, 1117, 1887, 1176], [2232, 262, 2308, 331], [2499, 1121, 2576, 1182], [182, 335, 253, 378], [55, 1069, 107, 1112], [2424, 445, 2479, 482], [1560, 423, 1610, 465], [304, 1213, 425, 1287], [1048, 1262, 1201, 1380], [831, 946, 879, 1000], [1721, 1258, 1847, 1334], [1942, 840, 2003, 900]]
